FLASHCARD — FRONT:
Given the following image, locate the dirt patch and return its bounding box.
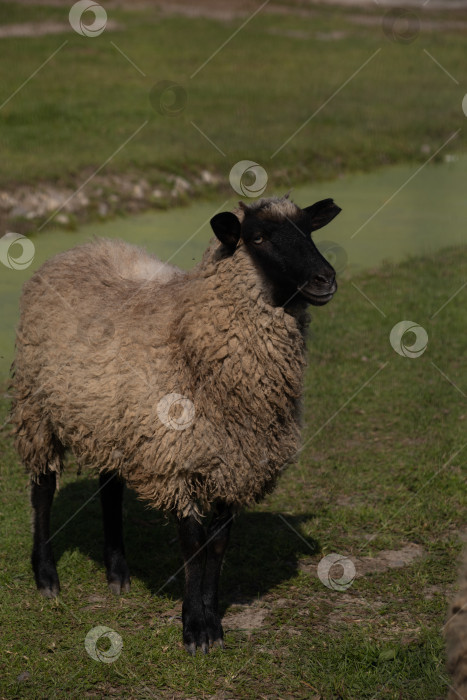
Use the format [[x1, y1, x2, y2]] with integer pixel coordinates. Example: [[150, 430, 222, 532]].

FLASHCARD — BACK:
[[81, 593, 107, 611], [299, 542, 425, 578], [348, 14, 467, 31], [152, 0, 467, 19], [327, 592, 384, 625], [0, 20, 121, 39], [0, 169, 224, 235], [224, 605, 268, 630], [266, 27, 348, 40], [11, 0, 467, 17], [334, 493, 365, 507], [142, 0, 467, 13], [356, 543, 425, 575], [3, 0, 291, 18], [322, 0, 467, 7], [424, 583, 449, 600], [155, 0, 266, 20]]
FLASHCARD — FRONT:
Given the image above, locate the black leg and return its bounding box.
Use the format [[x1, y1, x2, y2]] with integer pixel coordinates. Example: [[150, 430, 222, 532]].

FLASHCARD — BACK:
[[203, 505, 233, 648], [31, 471, 60, 598], [99, 471, 130, 595], [178, 504, 233, 654], [178, 514, 209, 655]]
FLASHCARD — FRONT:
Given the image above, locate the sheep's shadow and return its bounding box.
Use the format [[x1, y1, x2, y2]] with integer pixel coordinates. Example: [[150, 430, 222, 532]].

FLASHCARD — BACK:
[[50, 475, 320, 611]]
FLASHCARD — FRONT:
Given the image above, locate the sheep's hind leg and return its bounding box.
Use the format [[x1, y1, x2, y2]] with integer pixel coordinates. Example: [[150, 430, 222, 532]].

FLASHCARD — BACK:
[[178, 515, 209, 655], [203, 504, 233, 648], [31, 471, 60, 598], [99, 471, 130, 595]]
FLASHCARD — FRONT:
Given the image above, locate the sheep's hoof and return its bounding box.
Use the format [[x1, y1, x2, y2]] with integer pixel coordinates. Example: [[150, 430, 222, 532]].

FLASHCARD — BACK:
[[211, 638, 225, 650], [34, 560, 60, 598], [108, 577, 131, 596], [206, 613, 224, 649], [38, 583, 60, 599], [105, 553, 131, 595], [185, 640, 209, 656], [183, 635, 210, 655], [183, 615, 210, 655]]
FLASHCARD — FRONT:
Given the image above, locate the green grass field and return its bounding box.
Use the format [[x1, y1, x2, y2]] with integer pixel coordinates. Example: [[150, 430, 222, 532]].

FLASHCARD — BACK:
[[0, 1, 466, 193], [1, 1, 466, 697], [1, 245, 465, 699]]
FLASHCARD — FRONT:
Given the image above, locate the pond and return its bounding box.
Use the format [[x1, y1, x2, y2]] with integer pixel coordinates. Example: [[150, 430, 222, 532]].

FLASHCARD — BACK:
[[1, 156, 466, 378]]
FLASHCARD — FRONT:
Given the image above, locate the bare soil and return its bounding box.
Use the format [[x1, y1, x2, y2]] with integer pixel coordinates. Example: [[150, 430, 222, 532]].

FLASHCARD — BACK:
[[299, 543, 425, 577], [0, 20, 121, 39], [0, 169, 224, 235], [8, 0, 467, 15]]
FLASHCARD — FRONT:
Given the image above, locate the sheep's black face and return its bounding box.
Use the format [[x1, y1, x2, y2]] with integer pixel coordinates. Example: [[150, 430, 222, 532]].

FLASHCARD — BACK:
[[240, 208, 338, 307], [210, 197, 341, 308]]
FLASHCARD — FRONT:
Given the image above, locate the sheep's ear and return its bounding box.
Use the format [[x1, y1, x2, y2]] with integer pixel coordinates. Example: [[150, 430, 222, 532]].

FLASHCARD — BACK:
[[210, 212, 241, 253], [303, 199, 341, 232]]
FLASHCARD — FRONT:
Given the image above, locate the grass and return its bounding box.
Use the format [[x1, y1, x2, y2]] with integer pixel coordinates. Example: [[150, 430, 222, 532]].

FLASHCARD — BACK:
[[0, 1, 466, 193], [0, 1, 466, 696], [0, 244, 465, 698]]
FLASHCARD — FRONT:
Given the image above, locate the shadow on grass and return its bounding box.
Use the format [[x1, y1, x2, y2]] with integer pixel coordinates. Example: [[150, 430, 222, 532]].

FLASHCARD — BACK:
[[50, 476, 320, 611]]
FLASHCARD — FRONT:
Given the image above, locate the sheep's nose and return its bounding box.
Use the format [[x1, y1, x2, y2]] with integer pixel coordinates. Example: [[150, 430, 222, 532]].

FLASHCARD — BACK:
[[314, 271, 336, 287]]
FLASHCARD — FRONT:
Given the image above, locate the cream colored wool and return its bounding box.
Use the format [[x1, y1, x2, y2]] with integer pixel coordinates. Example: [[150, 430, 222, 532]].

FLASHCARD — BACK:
[[445, 549, 467, 699], [11, 223, 310, 519]]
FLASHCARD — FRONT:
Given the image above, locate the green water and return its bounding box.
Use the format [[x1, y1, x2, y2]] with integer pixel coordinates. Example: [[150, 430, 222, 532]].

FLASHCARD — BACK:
[[1, 157, 466, 378]]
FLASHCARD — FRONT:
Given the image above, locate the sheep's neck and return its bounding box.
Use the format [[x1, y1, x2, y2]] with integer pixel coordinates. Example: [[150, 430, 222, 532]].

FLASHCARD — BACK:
[[177, 245, 308, 407]]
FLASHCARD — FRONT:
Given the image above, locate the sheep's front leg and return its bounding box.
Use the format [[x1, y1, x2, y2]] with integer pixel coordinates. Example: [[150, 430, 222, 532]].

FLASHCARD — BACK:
[[178, 515, 209, 654], [99, 471, 130, 595], [203, 504, 233, 648], [31, 471, 60, 598]]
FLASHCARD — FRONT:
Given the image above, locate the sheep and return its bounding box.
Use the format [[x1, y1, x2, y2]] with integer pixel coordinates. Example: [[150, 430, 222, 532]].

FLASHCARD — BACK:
[[445, 548, 467, 699], [10, 194, 341, 654]]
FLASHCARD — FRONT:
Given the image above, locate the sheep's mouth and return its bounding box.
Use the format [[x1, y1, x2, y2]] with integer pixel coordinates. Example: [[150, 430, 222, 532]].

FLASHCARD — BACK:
[[297, 282, 337, 306]]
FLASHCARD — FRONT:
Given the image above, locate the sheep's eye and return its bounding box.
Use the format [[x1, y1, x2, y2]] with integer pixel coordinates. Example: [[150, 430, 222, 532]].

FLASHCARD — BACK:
[[253, 235, 263, 245]]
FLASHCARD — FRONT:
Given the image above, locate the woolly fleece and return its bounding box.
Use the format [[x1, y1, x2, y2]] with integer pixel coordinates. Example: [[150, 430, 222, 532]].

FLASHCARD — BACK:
[[11, 219, 310, 518]]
